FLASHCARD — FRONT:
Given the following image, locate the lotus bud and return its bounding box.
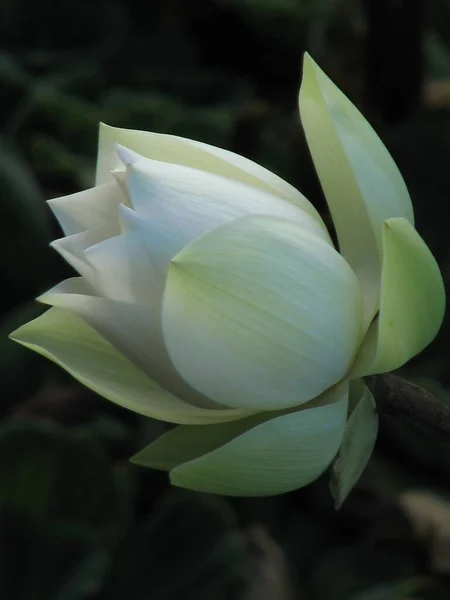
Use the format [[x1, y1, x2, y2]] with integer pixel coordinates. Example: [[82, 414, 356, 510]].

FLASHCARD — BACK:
[[11, 55, 445, 499]]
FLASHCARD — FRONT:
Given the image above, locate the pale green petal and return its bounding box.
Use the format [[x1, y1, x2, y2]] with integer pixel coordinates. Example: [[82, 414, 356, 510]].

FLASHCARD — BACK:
[[299, 54, 414, 324], [330, 379, 378, 508], [163, 215, 362, 411], [164, 383, 349, 496], [38, 278, 167, 378], [132, 412, 268, 471], [47, 182, 124, 237], [38, 278, 226, 410], [9, 308, 248, 424], [351, 218, 445, 377], [96, 123, 326, 227]]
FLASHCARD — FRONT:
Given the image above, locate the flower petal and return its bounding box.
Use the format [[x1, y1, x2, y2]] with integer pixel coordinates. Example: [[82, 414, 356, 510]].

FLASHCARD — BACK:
[[330, 379, 378, 508], [38, 278, 226, 410], [116, 204, 172, 297], [84, 228, 161, 306], [163, 215, 362, 411], [351, 218, 445, 377], [126, 153, 332, 241], [132, 412, 268, 472], [299, 54, 414, 324], [39, 278, 164, 376], [51, 229, 111, 282], [47, 182, 124, 237], [10, 308, 247, 424], [96, 123, 325, 226], [136, 382, 348, 497], [120, 155, 332, 285]]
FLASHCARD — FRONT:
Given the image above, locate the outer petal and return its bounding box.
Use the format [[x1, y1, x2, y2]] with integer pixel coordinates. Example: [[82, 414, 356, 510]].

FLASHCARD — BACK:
[[132, 412, 269, 472], [38, 278, 226, 410], [47, 182, 124, 237], [330, 379, 378, 508], [9, 308, 248, 424], [299, 54, 414, 324], [163, 215, 363, 411], [133, 382, 349, 497], [351, 218, 445, 377], [96, 123, 326, 227]]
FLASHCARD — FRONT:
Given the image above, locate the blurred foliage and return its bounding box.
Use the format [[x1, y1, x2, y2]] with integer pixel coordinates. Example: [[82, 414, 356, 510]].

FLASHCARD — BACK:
[[2, 0, 450, 598]]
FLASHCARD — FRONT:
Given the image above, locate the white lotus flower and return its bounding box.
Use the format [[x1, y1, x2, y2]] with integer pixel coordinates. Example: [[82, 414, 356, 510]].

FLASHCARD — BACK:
[[10, 55, 445, 499]]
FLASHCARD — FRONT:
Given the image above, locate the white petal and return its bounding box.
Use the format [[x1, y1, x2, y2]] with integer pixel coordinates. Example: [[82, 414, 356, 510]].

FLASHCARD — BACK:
[[51, 229, 111, 282], [117, 205, 176, 295], [116, 144, 141, 166], [84, 229, 161, 306], [118, 157, 332, 296], [96, 123, 326, 227], [299, 54, 414, 324], [48, 182, 124, 237], [125, 155, 332, 250], [10, 307, 247, 424], [163, 215, 363, 411], [38, 278, 225, 410]]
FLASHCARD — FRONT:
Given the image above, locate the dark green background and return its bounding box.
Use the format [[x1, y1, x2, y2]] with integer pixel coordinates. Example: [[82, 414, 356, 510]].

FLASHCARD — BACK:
[[1, 1, 450, 598]]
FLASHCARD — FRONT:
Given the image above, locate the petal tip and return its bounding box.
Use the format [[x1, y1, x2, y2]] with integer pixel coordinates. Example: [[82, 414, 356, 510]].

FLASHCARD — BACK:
[[8, 329, 19, 343], [301, 52, 319, 81], [116, 144, 141, 167], [36, 292, 50, 304], [99, 122, 114, 133], [48, 239, 60, 251], [302, 51, 313, 66]]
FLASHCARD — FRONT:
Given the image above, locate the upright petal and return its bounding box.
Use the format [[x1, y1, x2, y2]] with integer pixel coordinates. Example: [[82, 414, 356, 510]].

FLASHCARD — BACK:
[[10, 308, 248, 424], [117, 205, 173, 298], [163, 215, 363, 411], [351, 218, 445, 377], [84, 228, 162, 306], [96, 123, 325, 227], [120, 154, 332, 285], [299, 54, 414, 324], [125, 152, 331, 242], [51, 228, 112, 283], [133, 383, 349, 496], [47, 182, 124, 237]]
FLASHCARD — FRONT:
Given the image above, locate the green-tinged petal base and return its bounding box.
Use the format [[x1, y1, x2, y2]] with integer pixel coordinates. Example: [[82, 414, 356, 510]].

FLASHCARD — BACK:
[[9, 308, 251, 425], [38, 278, 225, 410], [351, 218, 445, 377], [133, 383, 349, 497], [330, 379, 378, 508]]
